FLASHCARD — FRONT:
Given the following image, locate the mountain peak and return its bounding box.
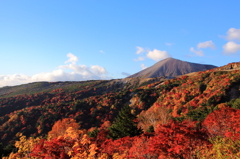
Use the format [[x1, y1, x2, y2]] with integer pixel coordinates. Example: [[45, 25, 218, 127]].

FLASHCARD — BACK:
[[162, 57, 175, 61], [128, 58, 217, 78]]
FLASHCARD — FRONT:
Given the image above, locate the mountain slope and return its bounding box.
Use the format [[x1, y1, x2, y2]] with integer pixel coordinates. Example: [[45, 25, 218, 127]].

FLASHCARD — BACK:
[[128, 57, 217, 78], [0, 81, 110, 98], [1, 61, 240, 158]]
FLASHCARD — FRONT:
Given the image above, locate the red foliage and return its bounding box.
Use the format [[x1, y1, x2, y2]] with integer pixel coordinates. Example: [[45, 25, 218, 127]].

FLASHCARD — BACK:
[[146, 120, 209, 159], [30, 138, 74, 159], [101, 136, 134, 157], [95, 130, 109, 145], [99, 121, 209, 158], [128, 135, 152, 159], [202, 107, 240, 139]]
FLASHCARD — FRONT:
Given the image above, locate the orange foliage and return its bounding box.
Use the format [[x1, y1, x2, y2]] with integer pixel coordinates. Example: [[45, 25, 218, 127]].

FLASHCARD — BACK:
[[48, 118, 80, 140]]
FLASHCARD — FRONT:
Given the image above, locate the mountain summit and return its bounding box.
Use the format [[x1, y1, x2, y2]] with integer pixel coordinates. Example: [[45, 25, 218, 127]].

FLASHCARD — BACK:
[[128, 57, 217, 78]]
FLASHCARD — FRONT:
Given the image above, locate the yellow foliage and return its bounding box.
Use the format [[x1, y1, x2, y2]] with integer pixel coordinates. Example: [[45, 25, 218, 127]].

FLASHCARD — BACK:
[[98, 153, 109, 159], [8, 114, 18, 122], [59, 127, 97, 159], [81, 134, 91, 145], [7, 133, 40, 159], [8, 123, 99, 159], [4, 152, 22, 159], [112, 152, 127, 159], [89, 144, 98, 157], [70, 151, 88, 159], [63, 126, 84, 140], [197, 137, 240, 159]]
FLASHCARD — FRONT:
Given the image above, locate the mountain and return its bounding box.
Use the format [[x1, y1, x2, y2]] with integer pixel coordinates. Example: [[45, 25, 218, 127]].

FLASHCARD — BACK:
[[1, 61, 240, 158], [128, 57, 217, 78]]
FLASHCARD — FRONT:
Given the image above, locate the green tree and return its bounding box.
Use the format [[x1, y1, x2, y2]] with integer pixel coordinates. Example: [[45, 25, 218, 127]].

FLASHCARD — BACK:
[[227, 98, 240, 109], [146, 125, 154, 133], [1, 143, 16, 157], [88, 127, 99, 138], [108, 104, 142, 140]]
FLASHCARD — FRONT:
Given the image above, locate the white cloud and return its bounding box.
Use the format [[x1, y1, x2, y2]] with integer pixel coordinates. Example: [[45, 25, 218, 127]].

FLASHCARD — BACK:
[[91, 65, 107, 75], [190, 47, 204, 56], [146, 49, 171, 61], [225, 28, 240, 40], [65, 53, 78, 64], [134, 57, 145, 61], [59, 63, 91, 74], [136, 46, 145, 54], [140, 64, 148, 70], [222, 41, 240, 54], [0, 53, 110, 87], [197, 40, 216, 49]]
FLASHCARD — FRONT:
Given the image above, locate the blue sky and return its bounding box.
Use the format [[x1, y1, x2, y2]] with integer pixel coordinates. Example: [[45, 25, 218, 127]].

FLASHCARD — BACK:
[[0, 0, 240, 87]]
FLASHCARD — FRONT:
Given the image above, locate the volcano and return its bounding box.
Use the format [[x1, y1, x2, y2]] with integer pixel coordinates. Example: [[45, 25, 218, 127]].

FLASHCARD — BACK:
[[128, 58, 217, 78]]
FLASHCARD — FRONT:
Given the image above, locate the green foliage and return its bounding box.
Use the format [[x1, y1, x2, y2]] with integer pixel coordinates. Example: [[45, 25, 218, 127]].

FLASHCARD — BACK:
[[214, 71, 226, 76], [197, 137, 240, 159], [139, 81, 152, 87], [201, 72, 210, 79], [161, 81, 180, 91], [88, 128, 99, 138], [172, 116, 185, 122], [0, 143, 16, 157], [0, 80, 108, 98], [227, 98, 240, 109], [199, 83, 207, 93], [187, 106, 213, 121], [146, 125, 154, 133], [137, 89, 159, 110], [108, 104, 143, 140]]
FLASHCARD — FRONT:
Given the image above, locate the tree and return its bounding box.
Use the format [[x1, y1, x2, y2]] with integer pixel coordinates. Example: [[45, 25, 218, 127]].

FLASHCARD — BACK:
[[48, 118, 80, 140], [108, 104, 142, 140], [88, 127, 99, 138], [7, 133, 40, 159], [197, 137, 240, 159], [147, 120, 209, 159], [202, 107, 240, 139], [146, 125, 154, 133]]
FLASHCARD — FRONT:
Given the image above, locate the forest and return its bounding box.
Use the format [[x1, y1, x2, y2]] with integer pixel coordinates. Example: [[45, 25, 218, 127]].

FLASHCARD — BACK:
[[0, 62, 240, 158]]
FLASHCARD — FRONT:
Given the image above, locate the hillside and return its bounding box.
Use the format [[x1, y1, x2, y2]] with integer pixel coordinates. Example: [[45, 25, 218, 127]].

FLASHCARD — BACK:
[[0, 81, 110, 98], [0, 62, 240, 158], [128, 57, 217, 78]]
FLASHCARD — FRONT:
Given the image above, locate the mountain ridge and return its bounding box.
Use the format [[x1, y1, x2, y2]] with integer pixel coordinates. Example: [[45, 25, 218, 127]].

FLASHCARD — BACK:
[[0, 61, 240, 158], [128, 57, 217, 78]]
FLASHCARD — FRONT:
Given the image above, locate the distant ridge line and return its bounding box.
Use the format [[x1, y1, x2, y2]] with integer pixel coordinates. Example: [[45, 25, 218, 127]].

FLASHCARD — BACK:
[[127, 57, 217, 78]]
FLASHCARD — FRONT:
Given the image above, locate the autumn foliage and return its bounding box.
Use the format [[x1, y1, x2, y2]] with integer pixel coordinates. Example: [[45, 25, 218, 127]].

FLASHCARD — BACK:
[[1, 63, 240, 158], [202, 107, 240, 139], [48, 118, 80, 140]]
